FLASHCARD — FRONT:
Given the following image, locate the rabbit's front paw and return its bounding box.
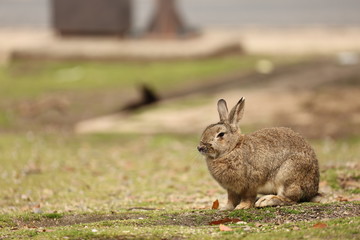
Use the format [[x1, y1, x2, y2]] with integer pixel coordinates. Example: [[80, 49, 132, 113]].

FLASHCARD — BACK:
[[237, 201, 254, 209]]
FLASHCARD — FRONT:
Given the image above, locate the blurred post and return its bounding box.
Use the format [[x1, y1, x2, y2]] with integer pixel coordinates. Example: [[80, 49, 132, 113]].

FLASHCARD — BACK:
[[146, 0, 188, 38], [52, 0, 132, 37]]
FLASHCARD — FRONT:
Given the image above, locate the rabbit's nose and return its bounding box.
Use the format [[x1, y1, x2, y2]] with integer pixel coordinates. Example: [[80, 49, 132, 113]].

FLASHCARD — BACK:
[[197, 146, 206, 152]]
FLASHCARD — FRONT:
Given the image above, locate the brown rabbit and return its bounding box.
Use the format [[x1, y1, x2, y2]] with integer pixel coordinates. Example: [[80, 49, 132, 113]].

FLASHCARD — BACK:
[[197, 98, 320, 210]]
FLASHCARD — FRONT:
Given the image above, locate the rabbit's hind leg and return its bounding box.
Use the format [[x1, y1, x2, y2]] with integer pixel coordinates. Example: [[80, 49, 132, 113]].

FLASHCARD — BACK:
[[255, 184, 301, 207], [255, 195, 294, 207]]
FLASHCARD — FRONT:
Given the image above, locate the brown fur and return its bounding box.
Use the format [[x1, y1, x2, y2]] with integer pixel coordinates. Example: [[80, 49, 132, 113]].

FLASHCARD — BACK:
[[198, 98, 320, 210]]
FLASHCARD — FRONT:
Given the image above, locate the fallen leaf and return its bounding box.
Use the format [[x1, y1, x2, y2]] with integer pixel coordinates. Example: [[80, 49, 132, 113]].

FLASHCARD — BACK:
[[219, 224, 233, 231], [336, 196, 349, 202], [209, 218, 241, 225], [212, 199, 219, 209], [313, 222, 327, 229]]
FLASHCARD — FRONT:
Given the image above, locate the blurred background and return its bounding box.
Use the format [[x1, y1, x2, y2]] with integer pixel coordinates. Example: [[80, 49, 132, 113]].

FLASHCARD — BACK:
[[0, 0, 359, 138], [2, 0, 360, 28], [0, 0, 359, 216]]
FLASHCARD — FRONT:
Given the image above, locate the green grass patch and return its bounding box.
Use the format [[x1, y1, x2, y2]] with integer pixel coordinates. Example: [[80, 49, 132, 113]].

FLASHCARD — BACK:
[[17, 213, 42, 222], [0, 214, 15, 228], [350, 189, 360, 194], [43, 213, 64, 219], [323, 168, 341, 190], [0, 56, 266, 99]]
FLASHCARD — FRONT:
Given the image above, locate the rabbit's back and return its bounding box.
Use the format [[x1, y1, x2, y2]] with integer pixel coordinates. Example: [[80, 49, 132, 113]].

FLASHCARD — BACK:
[[246, 127, 317, 165]]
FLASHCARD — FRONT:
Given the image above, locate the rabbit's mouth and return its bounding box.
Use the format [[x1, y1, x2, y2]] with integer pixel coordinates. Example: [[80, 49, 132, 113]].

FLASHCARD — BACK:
[[197, 144, 216, 157], [197, 145, 208, 154]]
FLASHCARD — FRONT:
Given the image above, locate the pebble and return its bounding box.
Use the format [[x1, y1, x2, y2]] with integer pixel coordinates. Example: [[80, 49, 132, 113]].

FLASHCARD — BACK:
[[243, 226, 252, 231], [236, 221, 247, 225]]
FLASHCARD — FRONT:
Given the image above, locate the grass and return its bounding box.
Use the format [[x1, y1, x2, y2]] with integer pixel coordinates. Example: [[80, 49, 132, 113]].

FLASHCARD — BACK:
[[42, 213, 64, 219], [0, 133, 359, 239], [0, 133, 205, 213], [1, 133, 357, 214], [0, 56, 265, 99]]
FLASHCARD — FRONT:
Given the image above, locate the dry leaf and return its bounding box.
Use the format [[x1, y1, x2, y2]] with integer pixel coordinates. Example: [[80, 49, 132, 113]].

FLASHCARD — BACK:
[[209, 218, 241, 225], [219, 224, 233, 231], [212, 199, 219, 209], [336, 196, 349, 202], [313, 222, 327, 229]]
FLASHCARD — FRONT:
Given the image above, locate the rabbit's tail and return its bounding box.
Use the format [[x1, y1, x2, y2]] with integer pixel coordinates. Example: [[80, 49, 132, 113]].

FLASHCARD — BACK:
[[310, 193, 327, 203]]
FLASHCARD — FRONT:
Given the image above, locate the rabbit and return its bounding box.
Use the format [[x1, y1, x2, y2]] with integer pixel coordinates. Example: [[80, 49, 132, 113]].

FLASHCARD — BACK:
[[197, 98, 320, 210]]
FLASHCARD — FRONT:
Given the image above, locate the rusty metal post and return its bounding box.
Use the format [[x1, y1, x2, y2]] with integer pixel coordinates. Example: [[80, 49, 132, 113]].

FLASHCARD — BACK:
[[146, 0, 187, 38]]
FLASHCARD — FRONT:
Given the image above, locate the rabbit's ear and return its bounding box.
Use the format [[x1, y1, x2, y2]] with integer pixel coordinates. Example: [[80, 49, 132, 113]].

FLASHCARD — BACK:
[[229, 97, 245, 125], [217, 99, 229, 122]]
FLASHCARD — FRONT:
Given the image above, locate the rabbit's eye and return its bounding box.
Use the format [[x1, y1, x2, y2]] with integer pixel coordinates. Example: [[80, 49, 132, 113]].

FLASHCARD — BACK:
[[217, 132, 225, 138]]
